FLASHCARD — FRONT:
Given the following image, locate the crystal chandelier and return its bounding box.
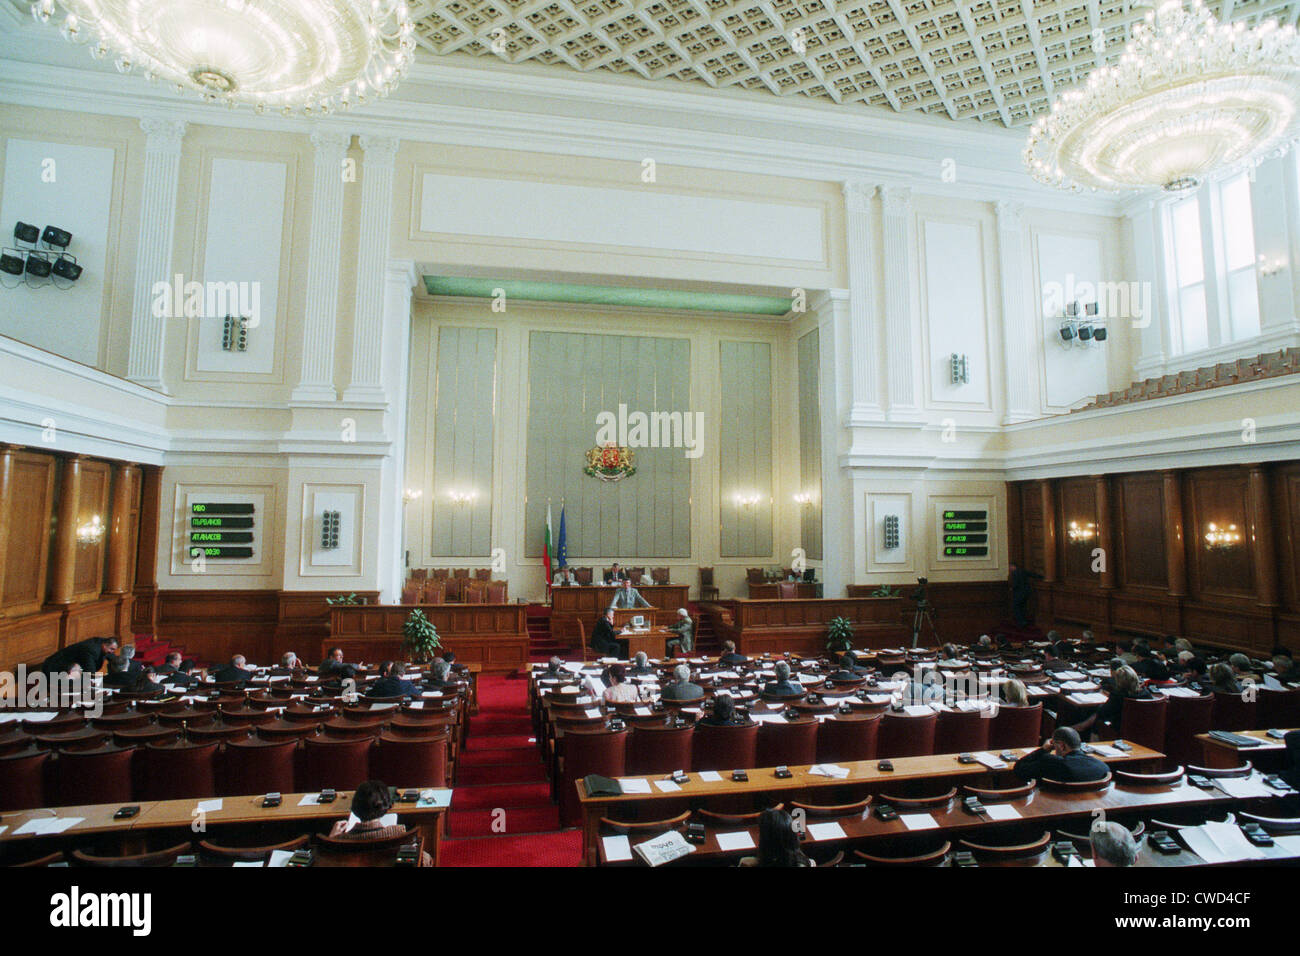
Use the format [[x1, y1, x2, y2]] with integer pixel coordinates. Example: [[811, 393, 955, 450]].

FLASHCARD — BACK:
[[1025, 0, 1300, 192], [30, 0, 416, 115]]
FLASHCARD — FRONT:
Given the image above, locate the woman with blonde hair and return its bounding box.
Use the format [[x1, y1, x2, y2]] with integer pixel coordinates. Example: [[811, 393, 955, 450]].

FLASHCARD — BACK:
[[1002, 678, 1030, 707], [1073, 664, 1151, 740]]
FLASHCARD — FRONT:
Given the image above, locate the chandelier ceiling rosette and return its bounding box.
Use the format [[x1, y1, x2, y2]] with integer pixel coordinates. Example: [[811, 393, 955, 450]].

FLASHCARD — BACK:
[[30, 0, 416, 115]]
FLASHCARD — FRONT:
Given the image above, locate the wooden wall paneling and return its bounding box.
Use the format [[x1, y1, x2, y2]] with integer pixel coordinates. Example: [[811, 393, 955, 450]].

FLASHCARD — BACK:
[[1095, 475, 1116, 590], [1248, 465, 1279, 608], [1059, 478, 1098, 585], [274, 590, 381, 663], [72, 459, 111, 600], [1186, 467, 1255, 605], [1163, 471, 1187, 598], [1037, 480, 1055, 581], [153, 590, 280, 666], [1274, 464, 1300, 614], [1117, 473, 1168, 591], [47, 455, 82, 607], [1, 450, 55, 616], [1007, 483, 1023, 568], [131, 465, 162, 636], [0, 610, 63, 672], [0, 446, 12, 609], [105, 464, 137, 594]]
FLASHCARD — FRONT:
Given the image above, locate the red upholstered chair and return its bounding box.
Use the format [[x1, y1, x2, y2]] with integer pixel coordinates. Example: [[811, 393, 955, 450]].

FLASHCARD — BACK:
[[626, 723, 694, 775], [463, 583, 485, 604], [756, 718, 819, 767], [486, 582, 508, 603], [423, 582, 445, 604], [691, 722, 759, 773], [877, 711, 938, 758], [91, 712, 150, 731], [0, 747, 49, 810], [223, 737, 299, 796], [1257, 688, 1300, 729], [401, 583, 421, 605], [0, 728, 31, 756], [1162, 693, 1215, 768], [474, 568, 492, 581], [989, 703, 1043, 750], [558, 727, 628, 827], [370, 732, 448, 789], [112, 725, 181, 748], [933, 709, 991, 755], [139, 740, 220, 800], [49, 745, 135, 807], [25, 713, 85, 735], [1120, 695, 1168, 753], [453, 568, 469, 578], [815, 714, 881, 763], [1212, 690, 1257, 731], [33, 728, 111, 751], [70, 842, 193, 867], [776, 581, 797, 599], [302, 736, 376, 792]]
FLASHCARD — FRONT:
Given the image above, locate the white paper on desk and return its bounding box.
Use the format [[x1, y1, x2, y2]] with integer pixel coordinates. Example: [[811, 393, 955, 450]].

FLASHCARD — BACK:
[[369, 702, 399, 712], [407, 701, 424, 710], [195, 799, 223, 814], [163, 685, 186, 694], [0, 826, 6, 836], [1026, 686, 1050, 697], [900, 813, 938, 831], [1066, 855, 1095, 867], [268, 850, 293, 868], [715, 831, 756, 852], [973, 752, 1008, 770], [305, 676, 319, 683], [984, 804, 1022, 821], [1206, 821, 1266, 861], [806, 822, 847, 841], [617, 778, 652, 794], [1156, 686, 1200, 698], [1069, 692, 1108, 705], [808, 764, 850, 779], [633, 707, 651, 716], [421, 692, 443, 699], [14, 817, 83, 835], [865, 694, 894, 704], [576, 696, 595, 705], [603, 835, 633, 862], [1091, 744, 1123, 757], [751, 713, 787, 724], [298, 794, 323, 806], [1054, 671, 1086, 681], [417, 789, 453, 808], [1216, 775, 1275, 799], [955, 699, 989, 713], [902, 705, 934, 717], [874, 681, 906, 692], [584, 708, 603, 719], [233, 860, 264, 868], [654, 779, 681, 793], [13, 711, 57, 723], [1059, 681, 1098, 691], [698, 771, 722, 782], [559, 685, 579, 694]]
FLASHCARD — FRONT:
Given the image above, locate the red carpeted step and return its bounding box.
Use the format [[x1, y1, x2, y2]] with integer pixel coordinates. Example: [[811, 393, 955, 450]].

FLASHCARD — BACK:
[[458, 748, 544, 768], [464, 733, 534, 751], [471, 718, 532, 735], [451, 781, 553, 810], [456, 763, 546, 786], [439, 831, 582, 867], [451, 805, 561, 836]]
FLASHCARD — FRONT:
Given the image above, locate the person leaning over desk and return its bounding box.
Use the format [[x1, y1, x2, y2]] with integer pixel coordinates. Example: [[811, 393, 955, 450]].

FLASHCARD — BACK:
[[1012, 727, 1109, 784]]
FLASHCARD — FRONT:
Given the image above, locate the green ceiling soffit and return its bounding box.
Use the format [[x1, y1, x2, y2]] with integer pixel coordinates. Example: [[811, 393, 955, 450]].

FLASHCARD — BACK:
[[423, 276, 792, 316]]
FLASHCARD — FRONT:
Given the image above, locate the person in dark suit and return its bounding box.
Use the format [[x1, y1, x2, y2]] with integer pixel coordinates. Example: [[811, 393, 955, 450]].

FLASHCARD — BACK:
[[422, 660, 456, 691], [439, 651, 467, 675], [212, 655, 258, 684], [699, 692, 749, 727], [762, 661, 804, 698], [1131, 644, 1171, 682], [717, 641, 747, 667], [1073, 664, 1152, 738], [41, 636, 118, 678], [1282, 730, 1300, 791], [590, 610, 621, 657], [1041, 642, 1074, 673], [659, 664, 704, 701], [319, 646, 358, 681], [628, 652, 655, 676], [159, 654, 199, 688], [368, 660, 420, 699], [103, 646, 146, 689], [828, 652, 866, 682], [1009, 563, 1043, 627], [1013, 727, 1109, 783], [603, 562, 628, 584]]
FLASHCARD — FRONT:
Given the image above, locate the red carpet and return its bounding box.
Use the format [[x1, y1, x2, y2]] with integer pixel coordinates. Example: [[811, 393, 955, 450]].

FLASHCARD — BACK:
[[443, 672, 581, 867]]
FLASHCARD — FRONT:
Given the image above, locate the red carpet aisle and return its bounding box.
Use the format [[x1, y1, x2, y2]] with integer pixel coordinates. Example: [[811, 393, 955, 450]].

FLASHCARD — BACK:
[[441, 673, 582, 866]]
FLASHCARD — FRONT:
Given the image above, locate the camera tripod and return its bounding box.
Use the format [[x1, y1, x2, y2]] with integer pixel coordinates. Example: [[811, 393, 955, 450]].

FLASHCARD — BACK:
[[911, 599, 939, 648]]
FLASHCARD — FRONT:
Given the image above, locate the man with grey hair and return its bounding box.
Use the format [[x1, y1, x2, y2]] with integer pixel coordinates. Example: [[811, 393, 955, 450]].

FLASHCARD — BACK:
[[1229, 653, 1258, 684], [212, 654, 257, 684], [423, 659, 454, 690], [762, 660, 803, 698], [665, 607, 694, 655], [629, 651, 654, 676], [659, 663, 704, 701], [544, 655, 565, 677], [280, 652, 300, 670], [608, 578, 651, 611], [1091, 820, 1138, 867]]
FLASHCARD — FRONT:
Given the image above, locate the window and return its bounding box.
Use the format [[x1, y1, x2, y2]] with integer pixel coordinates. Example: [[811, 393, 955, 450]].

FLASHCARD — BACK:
[[1167, 194, 1208, 353], [1218, 173, 1260, 341]]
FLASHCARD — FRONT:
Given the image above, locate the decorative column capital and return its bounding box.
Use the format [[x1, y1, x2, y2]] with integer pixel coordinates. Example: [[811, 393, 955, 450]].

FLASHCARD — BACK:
[[842, 181, 877, 213], [878, 185, 913, 218], [358, 134, 400, 162], [139, 118, 187, 154], [310, 130, 353, 159], [994, 199, 1024, 230]]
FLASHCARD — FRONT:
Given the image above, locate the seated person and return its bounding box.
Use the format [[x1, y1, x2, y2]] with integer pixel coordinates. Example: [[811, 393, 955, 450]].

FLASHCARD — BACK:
[[1091, 820, 1138, 867], [439, 650, 466, 674], [368, 660, 420, 699], [601, 663, 642, 704], [717, 640, 747, 667], [738, 808, 813, 867], [828, 652, 865, 683], [659, 664, 704, 701], [1130, 644, 1171, 682], [272, 651, 303, 675], [1073, 664, 1152, 739], [319, 646, 359, 681], [590, 609, 621, 658], [103, 645, 144, 689], [1001, 678, 1030, 707], [699, 692, 749, 727], [1207, 661, 1243, 696], [543, 655, 566, 678], [552, 566, 577, 587], [1012, 727, 1109, 783], [329, 780, 431, 866], [1229, 653, 1259, 684], [607, 579, 651, 611], [603, 562, 628, 584], [1282, 730, 1300, 791], [1041, 642, 1074, 673], [422, 660, 456, 691], [42, 636, 118, 678], [939, 643, 963, 663], [972, 635, 997, 657], [154, 651, 183, 678], [1267, 654, 1299, 685], [665, 607, 694, 655], [627, 651, 655, 677], [761, 660, 804, 699], [156, 652, 198, 688], [212, 654, 258, 685]]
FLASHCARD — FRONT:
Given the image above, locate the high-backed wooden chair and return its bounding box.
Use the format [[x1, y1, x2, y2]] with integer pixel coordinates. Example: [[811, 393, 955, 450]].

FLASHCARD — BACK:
[[698, 567, 719, 602], [474, 568, 492, 580], [933, 708, 991, 755], [626, 722, 694, 775], [315, 827, 422, 865], [423, 581, 445, 604], [138, 740, 220, 800], [371, 731, 448, 789], [651, 567, 670, 584], [0, 747, 48, 811], [1258, 687, 1300, 728], [815, 713, 881, 763], [756, 718, 818, 767], [574, 566, 594, 585], [558, 727, 628, 827], [452, 568, 469, 578], [198, 834, 310, 863], [70, 842, 193, 867], [401, 582, 422, 605], [486, 581, 508, 603], [1119, 695, 1168, 753], [431, 568, 450, 580], [1162, 693, 1214, 768], [959, 830, 1052, 861], [410, 568, 428, 580], [50, 745, 135, 807], [223, 736, 299, 795], [776, 581, 797, 600], [854, 841, 950, 867], [989, 702, 1043, 750], [1211, 690, 1257, 731], [877, 711, 938, 758], [746, 567, 765, 584], [301, 736, 375, 792], [691, 722, 759, 773]]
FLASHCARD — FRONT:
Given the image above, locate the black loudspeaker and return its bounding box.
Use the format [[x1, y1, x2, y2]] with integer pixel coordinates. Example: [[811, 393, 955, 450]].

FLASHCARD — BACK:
[[24, 254, 51, 278], [52, 254, 82, 281], [41, 225, 72, 249], [13, 221, 39, 244]]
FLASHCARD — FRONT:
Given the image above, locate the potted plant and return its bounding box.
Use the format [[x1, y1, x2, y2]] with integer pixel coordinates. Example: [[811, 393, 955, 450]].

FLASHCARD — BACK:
[[825, 616, 854, 653], [326, 592, 362, 606], [870, 584, 900, 598], [402, 608, 442, 663]]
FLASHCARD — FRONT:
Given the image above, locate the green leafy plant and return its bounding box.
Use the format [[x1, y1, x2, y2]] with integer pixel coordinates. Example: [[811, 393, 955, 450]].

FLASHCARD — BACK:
[[871, 584, 900, 598], [402, 608, 442, 663], [326, 592, 362, 606], [825, 616, 854, 652]]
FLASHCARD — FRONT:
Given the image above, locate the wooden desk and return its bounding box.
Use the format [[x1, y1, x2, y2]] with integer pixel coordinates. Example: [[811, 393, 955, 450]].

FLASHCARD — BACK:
[[1197, 729, 1297, 768], [575, 741, 1161, 865], [552, 585, 690, 631], [329, 604, 528, 673], [705, 597, 909, 657], [0, 790, 450, 866], [619, 628, 670, 660], [748, 583, 819, 599]]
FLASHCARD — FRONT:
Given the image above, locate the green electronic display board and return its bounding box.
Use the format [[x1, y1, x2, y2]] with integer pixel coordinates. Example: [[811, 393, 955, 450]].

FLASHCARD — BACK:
[[189, 502, 256, 560], [941, 508, 990, 559]]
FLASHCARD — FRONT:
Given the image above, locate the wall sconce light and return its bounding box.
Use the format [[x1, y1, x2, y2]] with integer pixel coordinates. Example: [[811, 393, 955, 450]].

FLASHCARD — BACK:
[[447, 489, 478, 506], [793, 491, 814, 508], [1066, 520, 1096, 543], [76, 514, 105, 545], [882, 514, 900, 550], [949, 353, 969, 385], [735, 492, 762, 509], [1257, 254, 1286, 278], [321, 510, 341, 550], [402, 488, 423, 504], [1204, 522, 1241, 549]]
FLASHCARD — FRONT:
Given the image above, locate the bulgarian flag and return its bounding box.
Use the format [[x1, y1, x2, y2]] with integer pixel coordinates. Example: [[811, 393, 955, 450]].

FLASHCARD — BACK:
[[543, 502, 554, 595]]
